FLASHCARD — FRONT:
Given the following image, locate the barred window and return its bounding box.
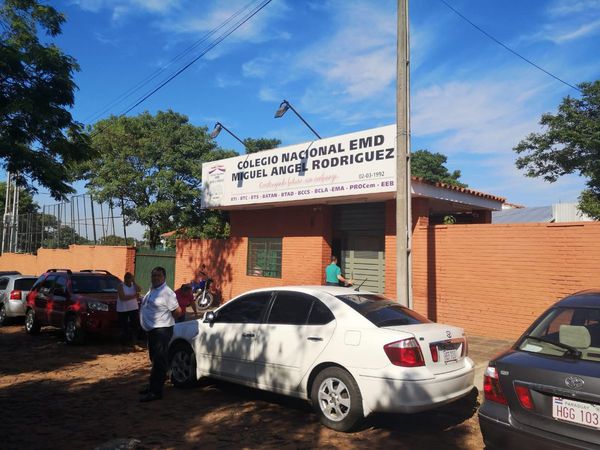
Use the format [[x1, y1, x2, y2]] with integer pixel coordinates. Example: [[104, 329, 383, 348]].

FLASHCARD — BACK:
[[247, 238, 282, 278]]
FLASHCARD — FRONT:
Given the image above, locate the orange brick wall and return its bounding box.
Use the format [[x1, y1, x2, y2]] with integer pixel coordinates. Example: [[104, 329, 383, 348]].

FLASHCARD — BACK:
[[176, 205, 333, 302], [176, 200, 600, 341], [0, 245, 136, 278], [411, 222, 600, 340]]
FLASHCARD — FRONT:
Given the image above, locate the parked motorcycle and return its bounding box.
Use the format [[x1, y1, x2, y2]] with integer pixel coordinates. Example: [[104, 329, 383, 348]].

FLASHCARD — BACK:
[[193, 277, 215, 311]]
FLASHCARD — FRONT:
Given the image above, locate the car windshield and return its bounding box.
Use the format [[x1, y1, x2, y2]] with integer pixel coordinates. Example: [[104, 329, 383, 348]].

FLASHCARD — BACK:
[[71, 275, 120, 293], [336, 294, 430, 327], [518, 307, 600, 363]]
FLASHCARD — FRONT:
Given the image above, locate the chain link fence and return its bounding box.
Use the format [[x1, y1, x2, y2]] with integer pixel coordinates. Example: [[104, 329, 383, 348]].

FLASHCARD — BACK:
[[1, 194, 133, 254]]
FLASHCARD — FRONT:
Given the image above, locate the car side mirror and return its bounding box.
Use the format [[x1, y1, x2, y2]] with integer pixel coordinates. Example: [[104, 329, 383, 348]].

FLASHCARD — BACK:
[[203, 311, 216, 323]]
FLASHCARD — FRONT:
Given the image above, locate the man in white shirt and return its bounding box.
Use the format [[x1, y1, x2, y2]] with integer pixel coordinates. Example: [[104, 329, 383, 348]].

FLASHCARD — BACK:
[[139, 266, 182, 402]]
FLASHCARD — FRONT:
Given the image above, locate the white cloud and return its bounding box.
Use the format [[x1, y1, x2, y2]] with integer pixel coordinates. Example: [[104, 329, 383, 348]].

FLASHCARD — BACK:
[[160, 0, 289, 44], [411, 72, 561, 155], [258, 87, 279, 102], [545, 19, 600, 43], [473, 155, 585, 206], [548, 0, 600, 16], [215, 76, 241, 88], [519, 0, 600, 44], [72, 0, 180, 15]]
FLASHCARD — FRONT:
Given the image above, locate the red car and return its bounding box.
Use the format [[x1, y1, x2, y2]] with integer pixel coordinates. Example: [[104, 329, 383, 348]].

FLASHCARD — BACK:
[[25, 269, 123, 344]]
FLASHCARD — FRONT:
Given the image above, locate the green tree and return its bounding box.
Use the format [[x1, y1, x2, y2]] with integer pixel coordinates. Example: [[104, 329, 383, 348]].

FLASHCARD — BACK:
[[514, 81, 600, 219], [0, 181, 38, 214], [98, 235, 136, 246], [0, 0, 92, 199], [243, 137, 281, 154], [81, 110, 237, 249], [411, 149, 467, 187]]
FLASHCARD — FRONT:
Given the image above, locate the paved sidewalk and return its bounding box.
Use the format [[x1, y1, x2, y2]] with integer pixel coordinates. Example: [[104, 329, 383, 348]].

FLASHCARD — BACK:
[[468, 335, 514, 390]]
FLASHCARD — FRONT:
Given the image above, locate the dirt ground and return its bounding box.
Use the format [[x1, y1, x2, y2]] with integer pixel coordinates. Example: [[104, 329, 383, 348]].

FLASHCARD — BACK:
[[0, 322, 487, 450]]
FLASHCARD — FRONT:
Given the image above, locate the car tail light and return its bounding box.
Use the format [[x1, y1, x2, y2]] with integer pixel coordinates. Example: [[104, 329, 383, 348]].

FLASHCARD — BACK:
[[429, 343, 439, 362], [9, 290, 22, 300], [514, 384, 534, 410], [384, 338, 425, 367], [484, 366, 507, 405]]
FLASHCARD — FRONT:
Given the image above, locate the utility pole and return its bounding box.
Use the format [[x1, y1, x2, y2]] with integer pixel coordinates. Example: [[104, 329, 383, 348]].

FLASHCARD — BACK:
[[396, 0, 412, 307]]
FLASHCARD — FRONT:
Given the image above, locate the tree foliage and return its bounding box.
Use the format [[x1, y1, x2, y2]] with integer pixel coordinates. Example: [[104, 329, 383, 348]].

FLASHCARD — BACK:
[[81, 110, 237, 248], [514, 81, 600, 219], [411, 149, 467, 187], [0, 0, 91, 199], [243, 137, 281, 154]]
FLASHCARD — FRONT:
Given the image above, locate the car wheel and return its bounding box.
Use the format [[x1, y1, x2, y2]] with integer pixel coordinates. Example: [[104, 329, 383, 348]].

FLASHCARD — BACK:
[[25, 308, 40, 335], [197, 292, 215, 311], [310, 367, 364, 432], [169, 342, 198, 388], [64, 315, 85, 345], [0, 304, 8, 326]]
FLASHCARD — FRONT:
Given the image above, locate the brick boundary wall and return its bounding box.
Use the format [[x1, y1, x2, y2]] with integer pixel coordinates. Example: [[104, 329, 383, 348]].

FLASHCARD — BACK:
[[411, 221, 600, 340], [176, 201, 600, 341], [0, 245, 136, 278]]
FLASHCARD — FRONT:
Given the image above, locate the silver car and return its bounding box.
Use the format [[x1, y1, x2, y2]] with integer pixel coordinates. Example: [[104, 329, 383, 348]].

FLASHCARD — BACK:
[[0, 274, 39, 325]]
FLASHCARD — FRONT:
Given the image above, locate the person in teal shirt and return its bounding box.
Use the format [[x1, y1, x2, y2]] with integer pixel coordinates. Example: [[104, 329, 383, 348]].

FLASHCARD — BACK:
[[325, 256, 353, 286]]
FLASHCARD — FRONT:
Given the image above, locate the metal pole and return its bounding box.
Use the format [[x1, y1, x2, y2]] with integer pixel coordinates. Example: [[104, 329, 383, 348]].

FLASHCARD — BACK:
[[1, 172, 10, 255], [82, 195, 89, 241], [285, 102, 322, 139], [56, 203, 61, 248], [99, 201, 106, 241], [10, 175, 18, 252], [121, 196, 128, 244], [90, 195, 97, 244], [41, 205, 45, 248], [396, 0, 412, 307], [109, 200, 116, 237]]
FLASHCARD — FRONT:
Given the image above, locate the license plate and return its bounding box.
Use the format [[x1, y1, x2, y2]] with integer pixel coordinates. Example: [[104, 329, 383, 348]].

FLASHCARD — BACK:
[[442, 349, 457, 364], [552, 397, 600, 429]]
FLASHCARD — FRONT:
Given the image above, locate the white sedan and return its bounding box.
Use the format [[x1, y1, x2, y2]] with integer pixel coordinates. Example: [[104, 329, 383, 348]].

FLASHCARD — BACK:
[[169, 285, 475, 431]]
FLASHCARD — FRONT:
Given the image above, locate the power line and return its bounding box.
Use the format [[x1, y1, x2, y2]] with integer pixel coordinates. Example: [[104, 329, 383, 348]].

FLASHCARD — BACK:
[[89, 0, 274, 139], [83, 0, 263, 125], [438, 0, 582, 93], [121, 0, 274, 116]]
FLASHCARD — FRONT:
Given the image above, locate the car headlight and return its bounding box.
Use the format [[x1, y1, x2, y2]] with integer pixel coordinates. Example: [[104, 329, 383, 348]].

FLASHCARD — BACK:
[[88, 301, 109, 312]]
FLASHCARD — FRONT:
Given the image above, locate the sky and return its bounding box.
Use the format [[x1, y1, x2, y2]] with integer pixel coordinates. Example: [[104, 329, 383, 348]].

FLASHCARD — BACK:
[[13, 0, 600, 224]]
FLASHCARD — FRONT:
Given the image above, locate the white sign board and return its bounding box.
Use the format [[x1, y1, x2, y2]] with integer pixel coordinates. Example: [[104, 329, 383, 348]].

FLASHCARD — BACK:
[[201, 125, 396, 208]]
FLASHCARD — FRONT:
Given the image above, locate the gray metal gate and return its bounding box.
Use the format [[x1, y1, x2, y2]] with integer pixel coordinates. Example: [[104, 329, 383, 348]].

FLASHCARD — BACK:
[[333, 203, 386, 293]]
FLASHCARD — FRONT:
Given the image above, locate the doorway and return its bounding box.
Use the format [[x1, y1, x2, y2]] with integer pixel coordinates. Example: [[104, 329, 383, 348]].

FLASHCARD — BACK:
[[332, 203, 385, 293]]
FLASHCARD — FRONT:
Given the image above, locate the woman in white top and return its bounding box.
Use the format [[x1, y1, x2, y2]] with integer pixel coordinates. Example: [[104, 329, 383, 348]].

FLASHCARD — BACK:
[[117, 272, 141, 349]]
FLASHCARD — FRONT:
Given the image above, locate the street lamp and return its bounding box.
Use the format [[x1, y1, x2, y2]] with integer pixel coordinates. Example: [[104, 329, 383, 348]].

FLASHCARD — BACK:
[[274, 100, 321, 140], [209, 122, 246, 147]]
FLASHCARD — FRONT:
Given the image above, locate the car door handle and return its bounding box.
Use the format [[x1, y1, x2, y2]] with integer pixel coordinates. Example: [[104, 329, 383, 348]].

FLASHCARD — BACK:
[[242, 333, 255, 338], [307, 336, 323, 341]]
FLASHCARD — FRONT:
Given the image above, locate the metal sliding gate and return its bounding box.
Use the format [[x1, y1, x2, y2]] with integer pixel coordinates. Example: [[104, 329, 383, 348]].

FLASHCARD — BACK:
[[134, 248, 176, 293]]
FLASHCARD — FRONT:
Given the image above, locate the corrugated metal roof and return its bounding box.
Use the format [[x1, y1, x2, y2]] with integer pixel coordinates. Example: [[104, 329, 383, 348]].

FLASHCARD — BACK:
[[492, 206, 553, 223]]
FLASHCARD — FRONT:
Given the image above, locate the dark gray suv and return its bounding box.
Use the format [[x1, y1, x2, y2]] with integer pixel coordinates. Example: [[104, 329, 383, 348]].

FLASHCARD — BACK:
[[478, 290, 600, 449]]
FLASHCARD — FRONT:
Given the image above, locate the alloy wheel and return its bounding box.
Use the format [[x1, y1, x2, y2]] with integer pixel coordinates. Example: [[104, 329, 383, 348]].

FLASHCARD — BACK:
[[65, 319, 76, 342], [317, 377, 352, 422], [171, 350, 193, 384], [25, 311, 34, 331]]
